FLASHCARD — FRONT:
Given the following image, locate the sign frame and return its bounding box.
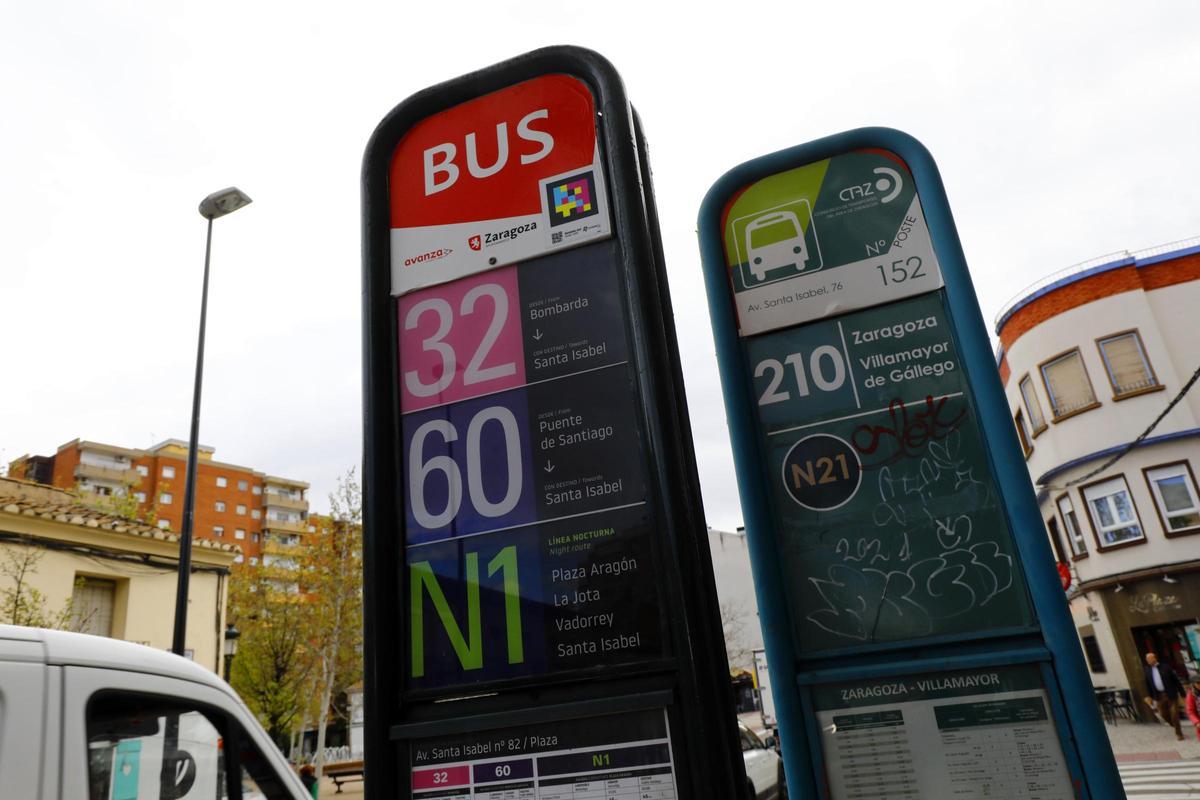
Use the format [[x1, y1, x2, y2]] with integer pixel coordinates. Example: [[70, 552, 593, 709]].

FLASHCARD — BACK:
[[698, 128, 1121, 799], [363, 46, 745, 800]]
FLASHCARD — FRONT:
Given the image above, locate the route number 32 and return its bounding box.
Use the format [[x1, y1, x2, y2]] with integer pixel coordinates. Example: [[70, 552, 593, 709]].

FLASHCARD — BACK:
[[404, 282, 516, 398]]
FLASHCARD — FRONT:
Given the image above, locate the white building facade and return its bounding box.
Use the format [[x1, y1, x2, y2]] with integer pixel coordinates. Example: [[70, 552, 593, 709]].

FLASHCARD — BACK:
[[996, 236, 1200, 713]]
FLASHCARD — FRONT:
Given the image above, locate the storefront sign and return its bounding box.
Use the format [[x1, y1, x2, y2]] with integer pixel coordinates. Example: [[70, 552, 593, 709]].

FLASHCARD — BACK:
[[410, 710, 678, 799], [1128, 592, 1184, 615], [814, 665, 1073, 800]]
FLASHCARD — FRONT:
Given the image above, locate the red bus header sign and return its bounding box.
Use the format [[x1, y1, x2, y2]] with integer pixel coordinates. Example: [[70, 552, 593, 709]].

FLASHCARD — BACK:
[[389, 74, 611, 296]]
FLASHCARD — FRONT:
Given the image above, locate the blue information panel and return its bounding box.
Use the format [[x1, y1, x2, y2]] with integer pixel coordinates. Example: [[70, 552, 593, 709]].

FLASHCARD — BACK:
[[400, 242, 666, 690]]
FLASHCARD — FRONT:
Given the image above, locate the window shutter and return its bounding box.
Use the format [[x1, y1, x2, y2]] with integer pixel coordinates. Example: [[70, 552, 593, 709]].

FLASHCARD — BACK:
[[1101, 334, 1152, 394], [71, 578, 116, 637], [1020, 376, 1045, 430], [1043, 352, 1095, 415]]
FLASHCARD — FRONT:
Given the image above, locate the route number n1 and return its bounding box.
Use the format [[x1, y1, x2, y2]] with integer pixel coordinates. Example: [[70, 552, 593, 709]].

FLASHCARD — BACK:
[[410, 545, 524, 677]]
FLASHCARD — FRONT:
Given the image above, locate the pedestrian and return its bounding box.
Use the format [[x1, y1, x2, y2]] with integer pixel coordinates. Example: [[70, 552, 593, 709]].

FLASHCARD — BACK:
[[299, 764, 319, 799], [1144, 651, 1186, 741], [1186, 677, 1200, 741]]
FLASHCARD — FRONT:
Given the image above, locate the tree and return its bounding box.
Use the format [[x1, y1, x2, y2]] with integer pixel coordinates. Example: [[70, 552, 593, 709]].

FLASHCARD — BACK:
[[0, 540, 88, 630], [228, 564, 313, 748], [302, 470, 363, 778], [720, 598, 757, 672]]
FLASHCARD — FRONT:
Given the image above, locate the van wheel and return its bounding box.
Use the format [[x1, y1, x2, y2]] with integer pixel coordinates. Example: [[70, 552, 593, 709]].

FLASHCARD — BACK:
[[778, 766, 788, 800]]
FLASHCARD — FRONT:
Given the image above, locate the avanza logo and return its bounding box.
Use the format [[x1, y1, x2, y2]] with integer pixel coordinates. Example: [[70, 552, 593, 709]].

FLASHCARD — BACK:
[[468, 235, 482, 251], [423, 109, 555, 196], [403, 247, 454, 267]]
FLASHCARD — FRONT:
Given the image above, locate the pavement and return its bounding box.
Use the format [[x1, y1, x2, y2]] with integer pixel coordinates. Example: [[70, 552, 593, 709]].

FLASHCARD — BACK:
[[1121, 761, 1200, 798], [1108, 719, 1200, 762], [317, 774, 363, 798]]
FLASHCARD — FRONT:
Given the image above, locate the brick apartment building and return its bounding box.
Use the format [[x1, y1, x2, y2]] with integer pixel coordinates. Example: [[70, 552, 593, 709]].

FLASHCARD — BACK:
[[9, 439, 310, 566]]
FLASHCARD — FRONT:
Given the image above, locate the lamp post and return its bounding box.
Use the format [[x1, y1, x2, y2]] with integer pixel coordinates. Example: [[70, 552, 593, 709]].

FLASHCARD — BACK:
[[172, 187, 253, 657], [223, 622, 241, 682]]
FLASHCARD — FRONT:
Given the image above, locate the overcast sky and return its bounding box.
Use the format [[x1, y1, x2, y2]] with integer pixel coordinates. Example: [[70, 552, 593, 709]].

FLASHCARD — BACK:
[[3, 2, 1198, 529]]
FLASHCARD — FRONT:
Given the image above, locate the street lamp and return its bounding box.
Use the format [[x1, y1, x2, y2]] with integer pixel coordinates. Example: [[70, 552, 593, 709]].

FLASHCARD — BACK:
[[172, 187, 253, 657], [223, 623, 241, 682]]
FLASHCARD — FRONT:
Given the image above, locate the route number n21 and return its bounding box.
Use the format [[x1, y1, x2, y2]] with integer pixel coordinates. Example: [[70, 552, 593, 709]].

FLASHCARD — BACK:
[[791, 454, 851, 489], [756, 347, 847, 406], [410, 545, 524, 678]]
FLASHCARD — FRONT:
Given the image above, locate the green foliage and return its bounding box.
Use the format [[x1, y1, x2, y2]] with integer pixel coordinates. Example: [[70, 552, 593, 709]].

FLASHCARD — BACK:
[[227, 468, 364, 758], [0, 542, 87, 630], [228, 565, 313, 748]]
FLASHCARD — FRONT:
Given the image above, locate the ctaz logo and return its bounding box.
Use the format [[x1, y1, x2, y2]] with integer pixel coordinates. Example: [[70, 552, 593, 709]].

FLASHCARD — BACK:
[[468, 235, 482, 251]]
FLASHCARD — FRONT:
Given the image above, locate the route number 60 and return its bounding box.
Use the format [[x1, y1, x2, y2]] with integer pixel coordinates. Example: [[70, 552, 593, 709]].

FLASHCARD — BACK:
[[409, 406, 523, 529]]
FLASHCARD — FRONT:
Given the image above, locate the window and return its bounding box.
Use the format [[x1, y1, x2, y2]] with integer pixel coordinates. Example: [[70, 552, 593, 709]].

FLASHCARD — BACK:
[[1144, 462, 1200, 535], [134, 492, 146, 503], [1082, 476, 1145, 548], [160, 492, 173, 505], [251, 533, 260, 543], [71, 577, 116, 637], [1057, 494, 1088, 557], [87, 695, 224, 800], [1014, 410, 1033, 457], [1019, 375, 1047, 434], [135, 465, 148, 477], [162, 465, 175, 479], [95, 486, 113, 497], [238, 480, 248, 491], [214, 526, 224, 537], [1097, 331, 1158, 398], [1046, 518, 1067, 563], [235, 529, 245, 539], [1040, 349, 1098, 420], [249, 557, 259, 566], [236, 504, 246, 516], [215, 501, 226, 513], [252, 485, 262, 496], [216, 476, 227, 488], [252, 509, 261, 520], [1081, 635, 1107, 673], [157, 520, 170, 530], [234, 553, 244, 563]]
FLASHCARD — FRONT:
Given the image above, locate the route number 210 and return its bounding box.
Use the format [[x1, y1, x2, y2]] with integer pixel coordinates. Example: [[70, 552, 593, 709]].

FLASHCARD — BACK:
[[756, 346, 847, 406]]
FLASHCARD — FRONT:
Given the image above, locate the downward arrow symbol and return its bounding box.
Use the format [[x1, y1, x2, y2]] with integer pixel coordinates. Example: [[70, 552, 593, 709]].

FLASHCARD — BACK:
[[544, 461, 555, 473], [532, 329, 544, 341]]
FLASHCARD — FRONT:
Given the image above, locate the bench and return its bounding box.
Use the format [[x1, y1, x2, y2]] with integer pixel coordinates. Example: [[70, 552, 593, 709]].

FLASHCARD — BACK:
[[322, 760, 364, 793]]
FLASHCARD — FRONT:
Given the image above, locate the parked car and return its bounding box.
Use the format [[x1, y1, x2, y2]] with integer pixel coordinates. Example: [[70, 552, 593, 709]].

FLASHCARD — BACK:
[[0, 624, 309, 799], [740, 720, 786, 800]]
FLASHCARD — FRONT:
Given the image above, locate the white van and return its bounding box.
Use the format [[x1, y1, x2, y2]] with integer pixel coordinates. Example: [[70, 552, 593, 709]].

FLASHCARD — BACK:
[[0, 625, 309, 799]]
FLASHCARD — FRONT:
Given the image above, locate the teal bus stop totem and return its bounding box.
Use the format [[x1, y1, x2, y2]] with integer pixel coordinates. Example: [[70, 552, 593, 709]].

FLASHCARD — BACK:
[[698, 129, 1123, 799]]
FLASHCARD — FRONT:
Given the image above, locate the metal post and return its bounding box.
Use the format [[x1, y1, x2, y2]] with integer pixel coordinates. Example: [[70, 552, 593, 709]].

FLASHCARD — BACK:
[[172, 216, 214, 657]]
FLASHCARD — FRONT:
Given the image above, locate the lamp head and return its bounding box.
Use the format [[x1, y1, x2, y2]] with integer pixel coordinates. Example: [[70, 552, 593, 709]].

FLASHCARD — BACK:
[[223, 622, 241, 656], [199, 187, 253, 220]]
